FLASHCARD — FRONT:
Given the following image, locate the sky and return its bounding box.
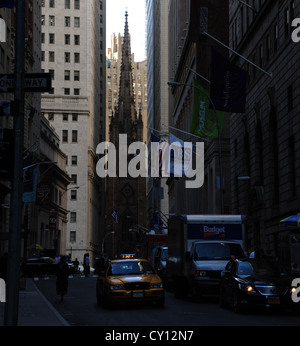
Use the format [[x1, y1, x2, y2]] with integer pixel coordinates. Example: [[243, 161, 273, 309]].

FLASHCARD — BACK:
[[106, 0, 147, 62]]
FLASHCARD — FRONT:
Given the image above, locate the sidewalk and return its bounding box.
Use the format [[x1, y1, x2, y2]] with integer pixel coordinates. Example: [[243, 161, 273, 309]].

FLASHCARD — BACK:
[[0, 278, 69, 326]]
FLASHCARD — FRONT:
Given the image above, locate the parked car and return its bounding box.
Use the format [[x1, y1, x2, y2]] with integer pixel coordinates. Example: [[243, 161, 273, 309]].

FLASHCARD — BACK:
[[21, 257, 58, 277], [96, 258, 164, 308], [220, 258, 296, 313]]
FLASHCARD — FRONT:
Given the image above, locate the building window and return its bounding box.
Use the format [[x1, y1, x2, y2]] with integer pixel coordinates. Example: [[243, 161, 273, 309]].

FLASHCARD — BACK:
[[49, 15, 55, 26], [49, 51, 55, 62], [70, 231, 76, 242], [41, 15, 45, 25], [74, 53, 80, 63], [65, 34, 70, 45], [65, 0, 70, 9], [49, 33, 55, 44], [72, 130, 78, 142], [64, 70, 71, 80], [74, 17, 80, 28], [65, 16, 71, 27], [49, 0, 55, 8], [71, 156, 78, 165], [71, 174, 77, 184], [63, 113, 68, 121], [72, 113, 78, 121], [64, 88, 70, 95], [65, 52, 70, 63], [48, 113, 54, 121], [70, 213, 77, 223], [71, 190, 77, 200], [74, 0, 80, 10], [74, 88, 80, 95], [74, 35, 80, 45], [74, 70, 80, 81], [62, 130, 68, 142]]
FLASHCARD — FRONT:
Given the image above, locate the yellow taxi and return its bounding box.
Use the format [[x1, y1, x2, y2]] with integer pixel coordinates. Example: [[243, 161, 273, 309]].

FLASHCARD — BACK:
[[96, 258, 164, 307]]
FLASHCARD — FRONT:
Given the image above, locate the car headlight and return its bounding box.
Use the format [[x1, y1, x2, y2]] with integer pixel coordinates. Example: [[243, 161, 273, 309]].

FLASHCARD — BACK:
[[109, 284, 124, 290], [150, 282, 163, 288], [238, 283, 254, 293]]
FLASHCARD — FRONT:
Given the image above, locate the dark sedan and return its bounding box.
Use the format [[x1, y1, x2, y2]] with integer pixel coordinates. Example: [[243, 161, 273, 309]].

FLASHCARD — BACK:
[[21, 257, 58, 277], [220, 258, 296, 313]]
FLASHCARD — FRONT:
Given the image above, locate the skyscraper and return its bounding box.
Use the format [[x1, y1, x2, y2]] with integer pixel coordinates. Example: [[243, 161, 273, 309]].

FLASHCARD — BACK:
[[41, 0, 106, 263]]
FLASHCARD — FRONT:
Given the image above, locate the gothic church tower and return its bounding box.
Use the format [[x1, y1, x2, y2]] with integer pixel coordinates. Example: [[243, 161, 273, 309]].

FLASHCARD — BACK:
[[105, 12, 146, 257]]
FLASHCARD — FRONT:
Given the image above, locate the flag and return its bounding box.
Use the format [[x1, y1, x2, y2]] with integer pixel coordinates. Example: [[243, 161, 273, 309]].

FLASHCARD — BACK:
[[190, 79, 223, 138], [210, 48, 248, 113], [23, 153, 39, 203], [168, 133, 193, 177], [112, 209, 118, 224], [151, 133, 169, 177], [0, 0, 14, 9]]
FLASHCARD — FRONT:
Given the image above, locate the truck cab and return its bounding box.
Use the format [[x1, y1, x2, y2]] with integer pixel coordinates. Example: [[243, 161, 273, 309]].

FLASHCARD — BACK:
[[189, 240, 245, 294]]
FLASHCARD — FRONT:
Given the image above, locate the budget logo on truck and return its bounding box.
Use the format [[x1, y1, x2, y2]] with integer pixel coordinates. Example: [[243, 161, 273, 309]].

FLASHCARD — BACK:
[[203, 226, 225, 238]]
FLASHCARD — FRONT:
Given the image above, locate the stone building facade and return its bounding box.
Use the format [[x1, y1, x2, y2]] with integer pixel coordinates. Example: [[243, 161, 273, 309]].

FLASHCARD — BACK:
[[41, 0, 106, 264], [167, 0, 231, 216], [229, 0, 300, 263]]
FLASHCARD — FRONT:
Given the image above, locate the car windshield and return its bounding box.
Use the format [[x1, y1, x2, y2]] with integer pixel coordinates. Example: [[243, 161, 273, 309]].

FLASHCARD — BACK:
[[237, 260, 288, 277], [194, 242, 244, 260], [108, 261, 155, 276]]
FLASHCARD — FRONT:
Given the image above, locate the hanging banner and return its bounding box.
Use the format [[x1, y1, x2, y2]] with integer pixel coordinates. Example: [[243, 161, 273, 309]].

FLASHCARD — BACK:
[[190, 80, 223, 138]]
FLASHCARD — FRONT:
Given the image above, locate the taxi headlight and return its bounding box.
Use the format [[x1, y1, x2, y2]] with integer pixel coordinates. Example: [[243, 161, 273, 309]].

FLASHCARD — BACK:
[[150, 282, 163, 288], [109, 284, 124, 290]]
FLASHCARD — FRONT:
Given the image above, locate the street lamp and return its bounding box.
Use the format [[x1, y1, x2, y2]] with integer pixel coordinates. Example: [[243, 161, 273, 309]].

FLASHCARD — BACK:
[[167, 80, 224, 214]]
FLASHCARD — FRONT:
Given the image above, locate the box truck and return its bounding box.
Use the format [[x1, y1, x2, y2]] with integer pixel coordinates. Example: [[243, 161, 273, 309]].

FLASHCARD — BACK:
[[166, 215, 247, 297]]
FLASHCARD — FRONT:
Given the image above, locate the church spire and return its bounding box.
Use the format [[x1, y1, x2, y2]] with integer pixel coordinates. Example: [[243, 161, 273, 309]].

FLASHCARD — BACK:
[[116, 11, 137, 136]]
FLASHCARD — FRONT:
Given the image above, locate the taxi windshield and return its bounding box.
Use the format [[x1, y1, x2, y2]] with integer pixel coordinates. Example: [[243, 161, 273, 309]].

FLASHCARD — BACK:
[[108, 261, 155, 276]]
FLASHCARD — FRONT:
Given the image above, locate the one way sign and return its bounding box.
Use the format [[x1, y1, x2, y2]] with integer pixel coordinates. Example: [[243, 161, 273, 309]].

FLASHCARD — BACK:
[[0, 73, 52, 93]]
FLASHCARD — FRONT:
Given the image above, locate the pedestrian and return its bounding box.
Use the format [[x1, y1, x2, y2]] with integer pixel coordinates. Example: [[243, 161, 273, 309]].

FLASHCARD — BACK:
[[73, 258, 79, 273], [56, 256, 69, 301], [83, 254, 90, 277]]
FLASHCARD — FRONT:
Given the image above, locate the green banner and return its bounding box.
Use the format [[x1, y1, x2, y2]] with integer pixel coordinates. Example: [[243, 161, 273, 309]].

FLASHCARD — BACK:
[[190, 80, 223, 138]]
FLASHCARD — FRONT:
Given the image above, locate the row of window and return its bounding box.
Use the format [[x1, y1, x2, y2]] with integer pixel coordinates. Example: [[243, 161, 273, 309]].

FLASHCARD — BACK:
[[48, 113, 79, 121], [42, 51, 81, 63], [62, 129, 78, 143], [42, 33, 80, 45], [42, 0, 81, 10], [42, 15, 81, 28]]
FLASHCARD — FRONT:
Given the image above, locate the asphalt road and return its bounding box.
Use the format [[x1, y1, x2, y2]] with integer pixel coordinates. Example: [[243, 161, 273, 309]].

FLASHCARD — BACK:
[[34, 274, 300, 328]]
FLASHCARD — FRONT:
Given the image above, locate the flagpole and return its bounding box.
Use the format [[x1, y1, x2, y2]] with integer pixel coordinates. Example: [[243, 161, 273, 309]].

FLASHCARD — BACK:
[[203, 31, 273, 78], [168, 81, 224, 214]]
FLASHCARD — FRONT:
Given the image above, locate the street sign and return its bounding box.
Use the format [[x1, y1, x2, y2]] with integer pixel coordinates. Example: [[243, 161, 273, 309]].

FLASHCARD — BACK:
[[0, 73, 52, 93]]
